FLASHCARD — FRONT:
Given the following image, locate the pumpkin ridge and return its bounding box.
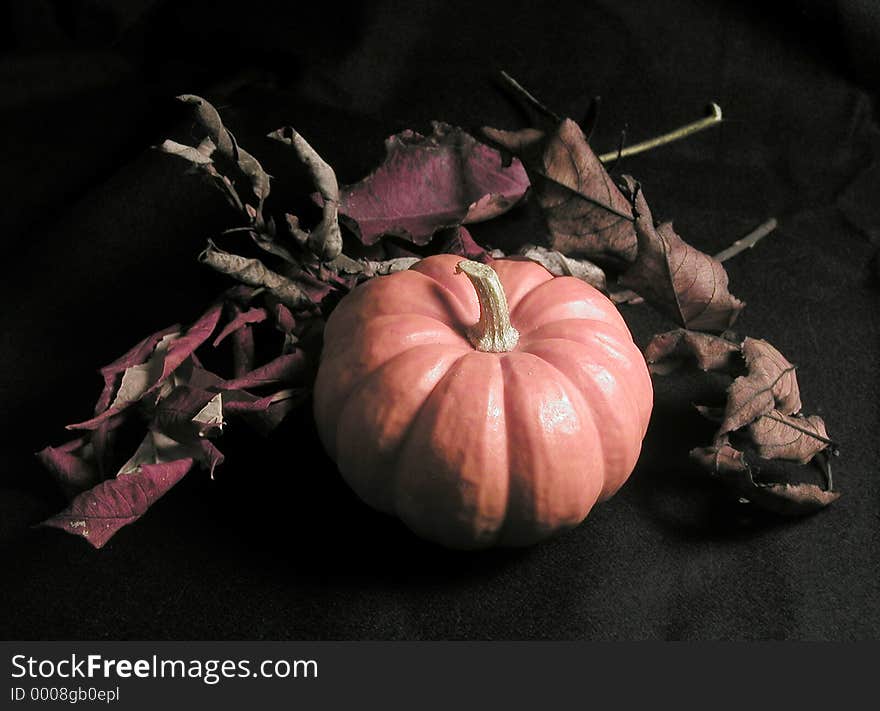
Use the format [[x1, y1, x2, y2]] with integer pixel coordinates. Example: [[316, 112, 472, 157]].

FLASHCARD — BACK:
[[405, 266, 478, 331], [389, 350, 496, 538], [517, 316, 633, 343], [518, 348, 608, 509], [315, 315, 469, 456], [496, 351, 601, 544], [332, 341, 467, 451], [520, 336, 644, 498], [333, 343, 468, 512], [320, 312, 471, 369], [522, 333, 644, 438], [509, 275, 626, 335], [519, 320, 651, 435], [584, 330, 653, 433]]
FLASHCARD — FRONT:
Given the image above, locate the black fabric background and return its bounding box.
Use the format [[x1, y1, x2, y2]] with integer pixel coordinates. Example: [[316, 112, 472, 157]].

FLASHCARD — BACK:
[[1, 0, 878, 640]]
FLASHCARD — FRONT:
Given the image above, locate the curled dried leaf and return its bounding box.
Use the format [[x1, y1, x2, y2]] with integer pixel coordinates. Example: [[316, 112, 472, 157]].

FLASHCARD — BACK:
[[199, 242, 315, 311], [268, 126, 342, 260], [618, 177, 745, 332], [691, 441, 839, 516], [748, 411, 832, 464], [36, 438, 101, 499], [721, 337, 801, 436], [42, 452, 195, 549], [644, 328, 741, 375], [518, 244, 607, 291], [157, 138, 215, 165], [483, 119, 637, 265], [328, 122, 528, 247], [176, 94, 235, 157]]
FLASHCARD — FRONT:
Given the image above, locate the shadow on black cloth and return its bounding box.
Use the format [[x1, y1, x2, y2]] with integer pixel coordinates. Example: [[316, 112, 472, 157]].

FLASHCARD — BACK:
[[0, 0, 878, 640]]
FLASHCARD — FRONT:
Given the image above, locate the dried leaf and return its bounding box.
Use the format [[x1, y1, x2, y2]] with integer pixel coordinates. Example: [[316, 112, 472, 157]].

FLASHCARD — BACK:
[[518, 244, 607, 291], [193, 393, 224, 438], [199, 242, 315, 311], [748, 411, 831, 464], [721, 338, 801, 436], [644, 329, 741, 375], [482, 119, 636, 264], [42, 454, 194, 549], [330, 122, 528, 246], [220, 351, 306, 390], [360, 257, 421, 277], [35, 437, 100, 499], [94, 324, 181, 415], [232, 144, 271, 205], [152, 385, 218, 439], [176, 94, 235, 157], [157, 139, 214, 166], [269, 126, 342, 260], [439, 226, 493, 263], [223, 388, 306, 434], [109, 332, 179, 409], [619, 178, 745, 332], [212, 306, 269, 347], [691, 442, 839, 516]]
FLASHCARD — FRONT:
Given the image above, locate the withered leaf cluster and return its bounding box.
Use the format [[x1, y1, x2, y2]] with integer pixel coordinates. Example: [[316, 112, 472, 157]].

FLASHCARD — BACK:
[[37, 287, 309, 547], [482, 105, 836, 515], [647, 330, 838, 514], [38, 87, 839, 547]]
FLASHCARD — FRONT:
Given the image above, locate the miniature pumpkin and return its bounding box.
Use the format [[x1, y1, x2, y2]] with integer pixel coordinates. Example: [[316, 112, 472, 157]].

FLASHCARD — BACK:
[[314, 254, 653, 548]]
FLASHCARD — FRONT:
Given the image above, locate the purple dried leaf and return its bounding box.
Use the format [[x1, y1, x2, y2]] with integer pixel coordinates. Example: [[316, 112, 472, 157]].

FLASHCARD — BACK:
[[35, 437, 101, 499], [42, 456, 194, 548], [329, 122, 528, 246], [439, 226, 494, 263], [151, 385, 218, 438], [271, 303, 296, 334], [220, 351, 307, 391], [223, 388, 306, 434], [212, 306, 269, 347], [94, 324, 180, 415], [154, 302, 224, 386]]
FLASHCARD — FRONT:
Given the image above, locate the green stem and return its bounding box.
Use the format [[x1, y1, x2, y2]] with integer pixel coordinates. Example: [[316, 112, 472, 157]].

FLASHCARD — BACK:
[[598, 103, 723, 163]]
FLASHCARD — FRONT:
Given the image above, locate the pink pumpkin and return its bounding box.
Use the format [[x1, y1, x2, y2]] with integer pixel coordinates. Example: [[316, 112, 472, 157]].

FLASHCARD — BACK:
[[314, 254, 652, 548]]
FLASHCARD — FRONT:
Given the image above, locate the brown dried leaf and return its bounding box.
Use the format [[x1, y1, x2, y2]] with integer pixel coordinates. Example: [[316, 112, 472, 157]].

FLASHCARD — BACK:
[[721, 337, 801, 435], [482, 119, 637, 265], [691, 442, 839, 516], [644, 328, 741, 375], [618, 178, 745, 332], [748, 411, 831, 464]]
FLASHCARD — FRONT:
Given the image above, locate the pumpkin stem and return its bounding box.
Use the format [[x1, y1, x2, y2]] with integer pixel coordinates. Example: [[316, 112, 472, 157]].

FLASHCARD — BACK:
[[456, 260, 520, 353]]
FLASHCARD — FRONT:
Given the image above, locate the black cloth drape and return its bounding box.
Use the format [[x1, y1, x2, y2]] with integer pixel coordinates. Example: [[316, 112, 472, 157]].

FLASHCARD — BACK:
[[1, 0, 877, 640]]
